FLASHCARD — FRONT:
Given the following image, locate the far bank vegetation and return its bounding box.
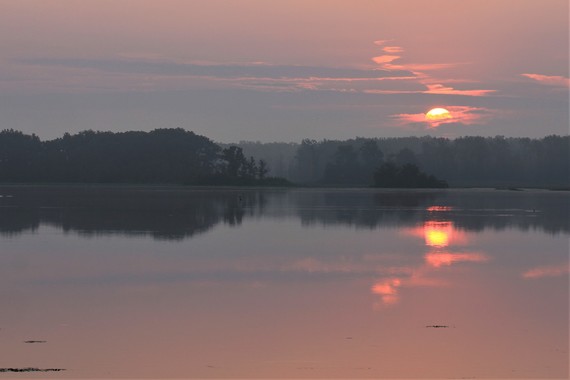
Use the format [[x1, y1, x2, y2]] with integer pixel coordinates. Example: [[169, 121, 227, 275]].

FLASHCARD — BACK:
[[0, 129, 567, 188]]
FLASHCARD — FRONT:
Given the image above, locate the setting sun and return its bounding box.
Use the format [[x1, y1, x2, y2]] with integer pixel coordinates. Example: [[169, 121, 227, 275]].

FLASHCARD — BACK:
[[425, 107, 452, 121]]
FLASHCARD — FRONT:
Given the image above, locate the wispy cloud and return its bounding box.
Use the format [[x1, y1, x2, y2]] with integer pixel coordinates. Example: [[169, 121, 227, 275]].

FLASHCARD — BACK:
[[424, 84, 496, 97], [16, 56, 422, 94], [521, 73, 570, 87], [386, 62, 459, 72], [364, 84, 495, 97], [13, 39, 496, 100], [372, 55, 401, 64], [371, 40, 495, 100], [373, 39, 393, 46], [19, 57, 411, 80], [371, 40, 459, 72], [383, 46, 404, 53]]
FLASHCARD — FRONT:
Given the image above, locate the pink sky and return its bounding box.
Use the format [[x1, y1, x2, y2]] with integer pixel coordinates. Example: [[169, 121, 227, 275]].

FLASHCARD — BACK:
[[0, 0, 567, 141]]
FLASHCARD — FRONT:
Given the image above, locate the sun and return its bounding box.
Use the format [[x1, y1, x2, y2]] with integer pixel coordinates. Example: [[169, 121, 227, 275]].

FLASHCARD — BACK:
[[425, 107, 452, 121]]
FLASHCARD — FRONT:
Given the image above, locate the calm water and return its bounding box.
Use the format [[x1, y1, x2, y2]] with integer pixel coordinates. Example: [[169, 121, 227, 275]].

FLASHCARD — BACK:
[[0, 186, 568, 379]]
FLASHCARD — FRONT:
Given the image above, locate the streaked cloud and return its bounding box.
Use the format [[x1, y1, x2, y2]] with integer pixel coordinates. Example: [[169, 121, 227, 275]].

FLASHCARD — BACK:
[[18, 57, 410, 80], [13, 39, 495, 101], [373, 39, 393, 46], [521, 73, 570, 87], [383, 46, 404, 53], [372, 40, 460, 72], [386, 62, 459, 72], [371, 40, 495, 101], [424, 83, 496, 97], [372, 55, 401, 64], [15, 56, 424, 94]]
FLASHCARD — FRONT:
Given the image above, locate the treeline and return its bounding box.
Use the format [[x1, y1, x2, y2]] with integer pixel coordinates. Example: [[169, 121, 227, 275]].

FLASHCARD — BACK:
[[0, 128, 288, 185], [1, 129, 568, 188], [237, 135, 569, 187]]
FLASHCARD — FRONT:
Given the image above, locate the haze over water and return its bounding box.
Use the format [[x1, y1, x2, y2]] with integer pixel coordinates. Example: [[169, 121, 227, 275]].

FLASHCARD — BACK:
[[0, 186, 567, 379]]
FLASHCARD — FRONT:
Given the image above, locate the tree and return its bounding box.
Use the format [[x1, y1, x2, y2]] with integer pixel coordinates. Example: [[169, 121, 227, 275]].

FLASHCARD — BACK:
[[294, 139, 320, 183], [221, 146, 247, 179], [394, 148, 418, 167], [373, 162, 448, 188], [258, 159, 269, 180]]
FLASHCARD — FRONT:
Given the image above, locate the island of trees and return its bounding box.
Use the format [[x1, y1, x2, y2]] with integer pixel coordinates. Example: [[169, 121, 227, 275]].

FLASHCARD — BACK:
[[0, 128, 568, 188], [0, 128, 287, 186]]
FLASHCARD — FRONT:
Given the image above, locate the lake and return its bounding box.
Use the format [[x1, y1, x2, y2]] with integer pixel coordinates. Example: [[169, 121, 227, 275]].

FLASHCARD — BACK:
[[0, 185, 568, 379]]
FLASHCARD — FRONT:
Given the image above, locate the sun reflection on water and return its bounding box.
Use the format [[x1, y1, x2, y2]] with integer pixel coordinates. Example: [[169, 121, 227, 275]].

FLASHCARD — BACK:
[[424, 221, 452, 248], [372, 215, 488, 307]]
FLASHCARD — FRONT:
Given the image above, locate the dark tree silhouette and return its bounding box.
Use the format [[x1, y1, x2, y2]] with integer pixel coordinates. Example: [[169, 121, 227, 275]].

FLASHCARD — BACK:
[[1, 129, 568, 188], [258, 159, 269, 180], [285, 135, 568, 187], [0, 128, 288, 186], [373, 163, 448, 188]]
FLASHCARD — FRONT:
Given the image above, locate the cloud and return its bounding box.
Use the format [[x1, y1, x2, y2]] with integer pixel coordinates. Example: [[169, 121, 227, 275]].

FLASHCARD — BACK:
[[372, 55, 401, 64], [12, 38, 494, 99], [374, 40, 404, 53], [16, 56, 422, 94], [521, 73, 570, 87], [393, 106, 494, 128], [330, 82, 495, 97], [522, 263, 569, 279], [19, 57, 411, 80], [383, 46, 404, 53], [373, 39, 393, 46], [424, 83, 496, 97], [386, 62, 459, 72], [371, 53, 457, 73], [370, 39, 495, 99]]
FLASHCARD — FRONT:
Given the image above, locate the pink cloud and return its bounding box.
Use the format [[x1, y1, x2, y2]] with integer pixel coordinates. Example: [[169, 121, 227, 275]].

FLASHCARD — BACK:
[[424, 83, 495, 97], [354, 83, 495, 97], [383, 46, 404, 53], [373, 39, 392, 46], [394, 106, 493, 128], [363, 89, 418, 94], [372, 55, 401, 64], [522, 263, 569, 279], [385, 62, 458, 72], [369, 38, 495, 99], [521, 73, 570, 87], [371, 41, 458, 72]]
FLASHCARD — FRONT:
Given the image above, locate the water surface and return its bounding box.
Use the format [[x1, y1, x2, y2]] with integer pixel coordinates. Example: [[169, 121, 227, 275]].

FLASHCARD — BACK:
[[0, 186, 568, 378]]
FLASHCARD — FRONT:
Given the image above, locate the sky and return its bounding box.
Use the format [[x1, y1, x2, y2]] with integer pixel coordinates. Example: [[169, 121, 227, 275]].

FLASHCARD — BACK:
[[0, 0, 568, 142]]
